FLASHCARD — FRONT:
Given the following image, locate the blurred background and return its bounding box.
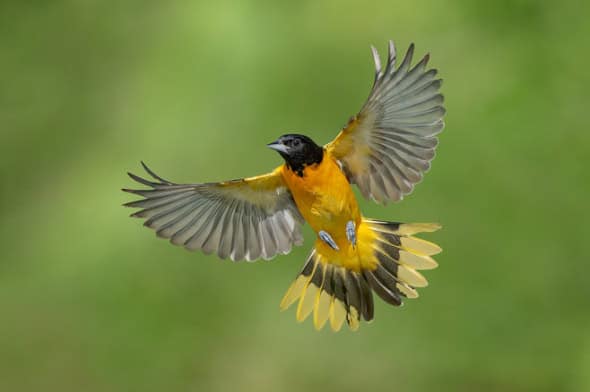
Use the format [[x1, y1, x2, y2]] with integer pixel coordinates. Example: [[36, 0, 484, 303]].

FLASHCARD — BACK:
[[1, 0, 589, 391]]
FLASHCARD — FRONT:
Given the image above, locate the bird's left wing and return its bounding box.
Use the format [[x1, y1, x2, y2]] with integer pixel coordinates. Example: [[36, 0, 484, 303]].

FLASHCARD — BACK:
[[325, 41, 445, 203], [123, 162, 304, 261]]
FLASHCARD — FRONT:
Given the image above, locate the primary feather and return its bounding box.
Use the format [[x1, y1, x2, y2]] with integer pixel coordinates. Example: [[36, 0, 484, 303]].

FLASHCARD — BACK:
[[326, 41, 445, 203], [124, 163, 304, 261]]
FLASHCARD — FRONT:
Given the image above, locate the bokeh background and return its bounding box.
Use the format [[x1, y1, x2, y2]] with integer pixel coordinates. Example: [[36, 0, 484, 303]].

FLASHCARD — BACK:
[[1, 1, 589, 391]]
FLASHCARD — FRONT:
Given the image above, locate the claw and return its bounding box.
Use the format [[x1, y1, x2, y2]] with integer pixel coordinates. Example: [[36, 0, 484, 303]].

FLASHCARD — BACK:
[[319, 230, 339, 251], [346, 220, 357, 247]]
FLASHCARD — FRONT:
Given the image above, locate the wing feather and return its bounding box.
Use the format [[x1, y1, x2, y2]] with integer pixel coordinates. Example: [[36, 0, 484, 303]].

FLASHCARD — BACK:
[[325, 41, 445, 203], [124, 163, 304, 261]]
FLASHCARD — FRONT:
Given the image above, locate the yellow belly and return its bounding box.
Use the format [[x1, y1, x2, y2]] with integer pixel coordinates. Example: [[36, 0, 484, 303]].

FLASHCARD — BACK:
[[280, 157, 361, 248]]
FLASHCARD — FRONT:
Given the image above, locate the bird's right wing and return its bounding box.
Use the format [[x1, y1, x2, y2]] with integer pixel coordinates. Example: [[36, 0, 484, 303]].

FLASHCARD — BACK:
[[123, 162, 304, 261]]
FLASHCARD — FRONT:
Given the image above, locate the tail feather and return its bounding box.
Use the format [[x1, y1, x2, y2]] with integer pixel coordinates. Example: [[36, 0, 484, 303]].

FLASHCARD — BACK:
[[296, 257, 320, 322], [313, 268, 332, 330], [281, 218, 441, 331], [358, 272, 374, 321], [363, 267, 402, 306], [280, 248, 374, 332], [365, 219, 441, 305], [329, 271, 348, 331]]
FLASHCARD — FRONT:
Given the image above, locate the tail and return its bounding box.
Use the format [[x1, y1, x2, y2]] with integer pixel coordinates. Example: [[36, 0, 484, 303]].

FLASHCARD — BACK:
[[280, 219, 441, 331]]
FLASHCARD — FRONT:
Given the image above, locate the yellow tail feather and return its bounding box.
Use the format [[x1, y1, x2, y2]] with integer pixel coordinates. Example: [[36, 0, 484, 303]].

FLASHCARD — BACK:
[[280, 218, 441, 331]]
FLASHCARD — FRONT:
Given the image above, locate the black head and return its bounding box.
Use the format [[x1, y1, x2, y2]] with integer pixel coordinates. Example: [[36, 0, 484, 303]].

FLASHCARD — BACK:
[[267, 134, 324, 176]]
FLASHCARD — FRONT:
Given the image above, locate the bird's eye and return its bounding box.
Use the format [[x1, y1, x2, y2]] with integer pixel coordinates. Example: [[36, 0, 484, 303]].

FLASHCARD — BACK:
[[293, 139, 301, 147]]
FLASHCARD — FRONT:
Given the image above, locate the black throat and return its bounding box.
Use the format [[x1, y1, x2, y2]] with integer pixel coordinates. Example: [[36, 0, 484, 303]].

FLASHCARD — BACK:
[[283, 145, 324, 177], [271, 133, 325, 177]]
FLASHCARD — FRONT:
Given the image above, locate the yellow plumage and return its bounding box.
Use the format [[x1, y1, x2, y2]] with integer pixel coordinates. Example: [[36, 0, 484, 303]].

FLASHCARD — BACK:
[[124, 40, 445, 332], [276, 153, 441, 331]]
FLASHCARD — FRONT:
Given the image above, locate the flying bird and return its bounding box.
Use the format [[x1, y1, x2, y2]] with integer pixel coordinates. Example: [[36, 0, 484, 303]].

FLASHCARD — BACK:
[[123, 41, 445, 331]]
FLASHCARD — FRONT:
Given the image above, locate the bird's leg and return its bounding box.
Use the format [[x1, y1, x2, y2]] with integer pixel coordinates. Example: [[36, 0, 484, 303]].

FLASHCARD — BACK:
[[346, 220, 356, 247], [319, 230, 339, 251]]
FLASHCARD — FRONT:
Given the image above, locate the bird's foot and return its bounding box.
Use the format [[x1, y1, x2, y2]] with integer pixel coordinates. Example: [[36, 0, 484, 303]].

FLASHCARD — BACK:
[[319, 230, 339, 251], [346, 220, 357, 247]]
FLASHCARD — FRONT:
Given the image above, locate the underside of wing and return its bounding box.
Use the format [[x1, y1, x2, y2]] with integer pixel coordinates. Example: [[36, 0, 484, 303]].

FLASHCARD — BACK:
[[123, 162, 304, 261], [325, 41, 445, 203]]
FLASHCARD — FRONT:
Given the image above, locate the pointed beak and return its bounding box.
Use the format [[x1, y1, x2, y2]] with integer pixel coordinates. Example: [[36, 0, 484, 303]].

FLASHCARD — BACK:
[[267, 141, 289, 154]]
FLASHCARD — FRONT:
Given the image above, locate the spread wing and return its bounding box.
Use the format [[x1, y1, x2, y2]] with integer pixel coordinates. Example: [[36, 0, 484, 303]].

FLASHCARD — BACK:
[[325, 41, 445, 203], [123, 162, 304, 261]]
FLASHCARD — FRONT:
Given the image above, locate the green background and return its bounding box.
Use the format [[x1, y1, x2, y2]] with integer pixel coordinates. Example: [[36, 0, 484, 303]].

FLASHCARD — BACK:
[[1, 1, 589, 391]]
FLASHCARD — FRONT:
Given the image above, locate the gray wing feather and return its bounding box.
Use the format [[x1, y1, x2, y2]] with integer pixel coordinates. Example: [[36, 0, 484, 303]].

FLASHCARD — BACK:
[[124, 163, 304, 261], [346, 41, 445, 203]]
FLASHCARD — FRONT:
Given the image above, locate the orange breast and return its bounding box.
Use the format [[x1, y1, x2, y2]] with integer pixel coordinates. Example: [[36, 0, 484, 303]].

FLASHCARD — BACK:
[[280, 156, 361, 243]]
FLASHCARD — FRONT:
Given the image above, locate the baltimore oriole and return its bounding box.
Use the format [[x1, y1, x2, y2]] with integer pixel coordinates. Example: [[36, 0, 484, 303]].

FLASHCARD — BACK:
[[124, 41, 445, 331]]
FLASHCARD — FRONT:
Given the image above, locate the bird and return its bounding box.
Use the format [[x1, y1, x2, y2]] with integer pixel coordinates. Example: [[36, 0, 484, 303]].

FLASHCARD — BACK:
[[123, 40, 445, 331]]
